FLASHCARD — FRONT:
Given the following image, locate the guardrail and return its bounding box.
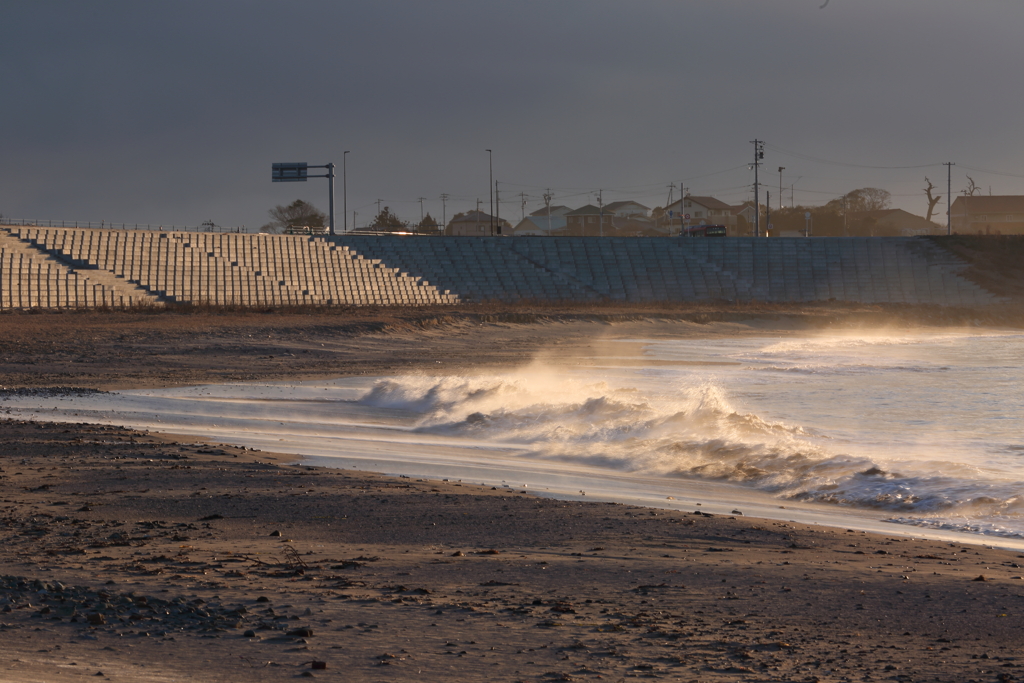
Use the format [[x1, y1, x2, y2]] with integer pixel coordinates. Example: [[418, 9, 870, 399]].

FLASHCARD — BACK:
[[0, 218, 245, 233]]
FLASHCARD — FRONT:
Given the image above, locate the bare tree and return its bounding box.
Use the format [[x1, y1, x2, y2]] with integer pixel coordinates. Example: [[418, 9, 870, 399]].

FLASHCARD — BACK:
[[923, 177, 942, 222], [964, 175, 982, 196]]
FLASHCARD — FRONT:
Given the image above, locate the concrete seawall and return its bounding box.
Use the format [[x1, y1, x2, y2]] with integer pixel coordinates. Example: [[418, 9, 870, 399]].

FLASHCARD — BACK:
[[0, 226, 1002, 309]]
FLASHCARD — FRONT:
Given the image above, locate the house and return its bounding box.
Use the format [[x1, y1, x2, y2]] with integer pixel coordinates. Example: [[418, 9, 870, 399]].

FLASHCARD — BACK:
[[664, 196, 743, 234], [950, 196, 1024, 235], [564, 205, 604, 235], [564, 204, 658, 236], [732, 201, 758, 234], [446, 210, 511, 236]]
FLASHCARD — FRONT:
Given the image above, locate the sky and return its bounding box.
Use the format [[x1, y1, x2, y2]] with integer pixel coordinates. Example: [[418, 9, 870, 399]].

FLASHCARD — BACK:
[[3, 1, 1024, 231]]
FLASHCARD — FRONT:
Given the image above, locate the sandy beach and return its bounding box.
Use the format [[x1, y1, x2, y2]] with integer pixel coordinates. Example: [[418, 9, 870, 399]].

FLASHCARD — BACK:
[[2, 304, 1024, 682]]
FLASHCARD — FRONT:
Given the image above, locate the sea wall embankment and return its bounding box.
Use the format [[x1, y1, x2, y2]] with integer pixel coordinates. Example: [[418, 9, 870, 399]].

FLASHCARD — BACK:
[[0, 226, 1002, 309]]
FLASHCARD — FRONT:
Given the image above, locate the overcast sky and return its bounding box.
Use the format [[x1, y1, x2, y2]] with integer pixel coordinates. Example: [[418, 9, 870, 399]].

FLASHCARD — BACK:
[[3, 1, 1023, 230]]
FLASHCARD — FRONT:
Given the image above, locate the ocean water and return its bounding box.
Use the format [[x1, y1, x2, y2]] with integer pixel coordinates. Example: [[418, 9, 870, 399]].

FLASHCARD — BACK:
[[3, 329, 1023, 545], [374, 331, 1024, 534]]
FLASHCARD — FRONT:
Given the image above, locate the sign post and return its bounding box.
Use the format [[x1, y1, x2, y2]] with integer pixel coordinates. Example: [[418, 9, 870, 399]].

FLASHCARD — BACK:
[[272, 162, 336, 235]]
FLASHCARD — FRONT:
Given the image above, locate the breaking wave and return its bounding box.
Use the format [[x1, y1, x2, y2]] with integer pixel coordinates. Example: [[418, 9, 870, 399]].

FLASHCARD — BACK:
[[360, 372, 1024, 523]]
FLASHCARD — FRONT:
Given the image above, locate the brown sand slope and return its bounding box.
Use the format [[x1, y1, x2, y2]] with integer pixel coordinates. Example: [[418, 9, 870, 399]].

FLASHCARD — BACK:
[[2, 421, 1024, 682], [930, 235, 1024, 300]]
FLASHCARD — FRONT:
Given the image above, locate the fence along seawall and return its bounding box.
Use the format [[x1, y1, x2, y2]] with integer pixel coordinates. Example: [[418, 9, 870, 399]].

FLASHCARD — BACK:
[[0, 226, 1004, 309]]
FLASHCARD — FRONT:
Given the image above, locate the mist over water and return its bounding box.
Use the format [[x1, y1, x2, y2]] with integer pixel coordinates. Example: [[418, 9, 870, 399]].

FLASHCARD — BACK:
[[360, 332, 1024, 538]]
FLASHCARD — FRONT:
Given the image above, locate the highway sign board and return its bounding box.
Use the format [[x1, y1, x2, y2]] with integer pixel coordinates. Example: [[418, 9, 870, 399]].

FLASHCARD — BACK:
[[272, 163, 308, 182]]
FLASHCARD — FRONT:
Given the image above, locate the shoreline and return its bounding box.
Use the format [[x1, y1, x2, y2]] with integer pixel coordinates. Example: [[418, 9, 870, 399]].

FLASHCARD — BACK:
[[5, 389, 1023, 553]]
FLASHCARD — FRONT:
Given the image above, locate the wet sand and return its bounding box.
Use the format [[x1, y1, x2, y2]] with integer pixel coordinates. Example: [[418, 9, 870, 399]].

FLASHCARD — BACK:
[[2, 306, 1024, 681]]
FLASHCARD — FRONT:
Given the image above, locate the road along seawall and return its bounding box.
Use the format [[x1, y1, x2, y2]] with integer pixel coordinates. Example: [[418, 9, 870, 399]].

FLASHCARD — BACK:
[[0, 226, 1003, 309]]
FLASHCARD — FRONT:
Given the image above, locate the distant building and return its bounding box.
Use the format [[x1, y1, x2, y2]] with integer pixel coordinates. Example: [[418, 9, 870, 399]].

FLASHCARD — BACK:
[[447, 210, 511, 236], [512, 205, 572, 234], [665, 196, 744, 235], [950, 196, 1024, 235], [564, 204, 603, 235], [732, 202, 758, 234], [564, 204, 657, 236]]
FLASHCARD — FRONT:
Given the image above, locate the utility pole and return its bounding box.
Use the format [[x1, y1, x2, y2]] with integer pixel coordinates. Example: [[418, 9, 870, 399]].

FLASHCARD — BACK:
[[751, 139, 764, 236], [663, 185, 671, 233], [944, 162, 955, 235], [519, 192, 528, 222], [778, 167, 785, 210], [597, 189, 603, 237], [543, 190, 552, 234], [376, 199, 383, 217], [843, 194, 848, 236], [486, 149, 493, 236], [440, 193, 449, 235], [681, 184, 688, 235], [766, 191, 771, 237], [326, 162, 335, 235], [495, 181, 501, 234], [418, 197, 426, 225], [343, 151, 349, 232]]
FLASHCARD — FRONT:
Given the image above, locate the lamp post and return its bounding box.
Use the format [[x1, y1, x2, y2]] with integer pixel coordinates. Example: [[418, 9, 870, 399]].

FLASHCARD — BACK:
[[486, 149, 493, 236], [778, 167, 785, 210], [343, 151, 349, 232], [326, 163, 335, 235]]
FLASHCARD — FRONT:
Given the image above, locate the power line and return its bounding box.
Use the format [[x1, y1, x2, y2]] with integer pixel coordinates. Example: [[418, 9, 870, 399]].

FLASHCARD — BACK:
[[958, 164, 1024, 180], [763, 143, 941, 170]]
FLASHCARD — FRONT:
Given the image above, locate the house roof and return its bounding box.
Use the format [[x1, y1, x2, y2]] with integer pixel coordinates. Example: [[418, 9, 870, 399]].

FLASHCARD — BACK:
[[950, 195, 1024, 213], [529, 205, 571, 217], [565, 204, 602, 216], [604, 200, 650, 212], [666, 196, 734, 212], [688, 196, 734, 211]]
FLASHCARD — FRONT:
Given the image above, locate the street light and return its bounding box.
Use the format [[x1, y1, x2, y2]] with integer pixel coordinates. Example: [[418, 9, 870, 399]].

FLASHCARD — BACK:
[[486, 149, 493, 236], [343, 151, 350, 232]]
